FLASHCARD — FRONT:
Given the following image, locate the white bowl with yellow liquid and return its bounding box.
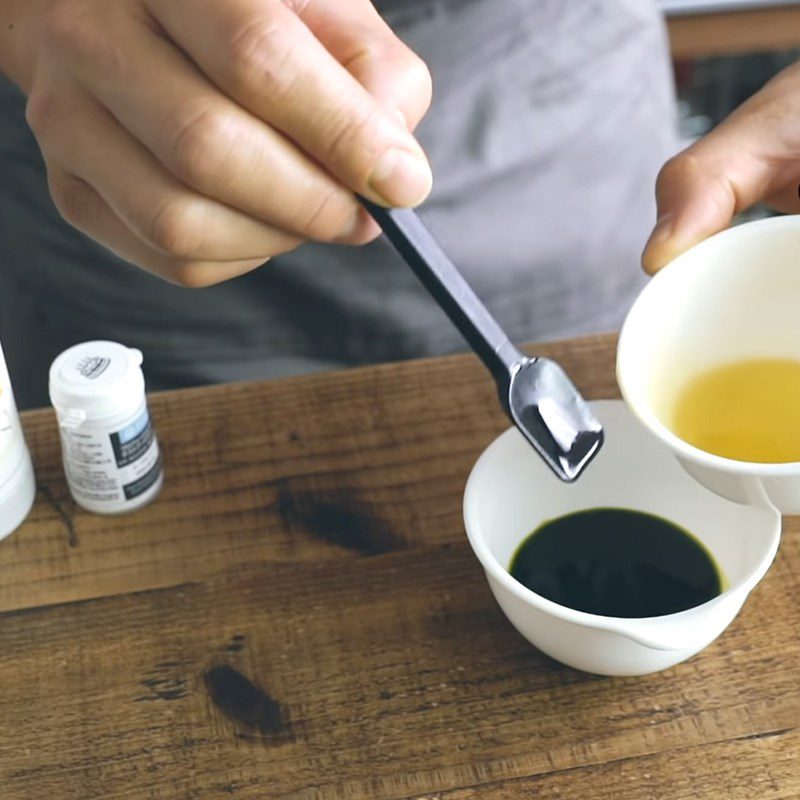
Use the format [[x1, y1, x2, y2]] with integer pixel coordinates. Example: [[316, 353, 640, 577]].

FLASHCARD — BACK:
[[618, 215, 800, 514], [463, 401, 780, 676]]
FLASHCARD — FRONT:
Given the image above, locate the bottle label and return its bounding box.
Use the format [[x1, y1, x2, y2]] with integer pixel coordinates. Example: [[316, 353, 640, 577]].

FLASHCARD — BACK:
[[60, 406, 162, 505]]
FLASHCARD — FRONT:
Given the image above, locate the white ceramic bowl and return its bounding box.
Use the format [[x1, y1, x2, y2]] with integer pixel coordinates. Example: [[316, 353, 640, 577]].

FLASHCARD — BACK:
[[463, 400, 781, 676], [618, 215, 800, 512]]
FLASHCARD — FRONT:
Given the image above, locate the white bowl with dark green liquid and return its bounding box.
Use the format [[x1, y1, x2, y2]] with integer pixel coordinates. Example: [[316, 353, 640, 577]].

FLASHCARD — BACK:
[[463, 400, 781, 676]]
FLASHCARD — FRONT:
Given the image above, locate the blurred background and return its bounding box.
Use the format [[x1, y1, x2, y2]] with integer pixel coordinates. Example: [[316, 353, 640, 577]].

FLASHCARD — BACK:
[[661, 0, 800, 219], [4, 0, 800, 410]]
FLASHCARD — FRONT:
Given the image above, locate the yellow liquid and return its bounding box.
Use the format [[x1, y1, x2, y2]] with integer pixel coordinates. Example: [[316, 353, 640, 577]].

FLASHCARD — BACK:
[[671, 358, 800, 463]]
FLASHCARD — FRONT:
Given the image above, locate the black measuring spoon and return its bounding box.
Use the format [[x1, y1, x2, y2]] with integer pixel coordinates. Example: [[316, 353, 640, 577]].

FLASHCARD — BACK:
[[362, 199, 603, 482]]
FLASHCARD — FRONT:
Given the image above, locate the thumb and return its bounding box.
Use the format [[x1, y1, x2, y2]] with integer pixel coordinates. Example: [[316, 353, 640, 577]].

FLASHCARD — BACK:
[[286, 0, 432, 130], [642, 145, 773, 275], [644, 61, 800, 275]]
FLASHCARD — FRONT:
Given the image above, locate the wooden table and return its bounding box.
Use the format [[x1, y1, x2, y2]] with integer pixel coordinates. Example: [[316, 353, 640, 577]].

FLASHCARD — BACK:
[[1, 333, 799, 799]]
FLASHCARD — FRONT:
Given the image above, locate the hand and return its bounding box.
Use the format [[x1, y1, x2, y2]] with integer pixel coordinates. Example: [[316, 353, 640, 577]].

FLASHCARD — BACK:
[[642, 60, 800, 274], [0, 0, 432, 286]]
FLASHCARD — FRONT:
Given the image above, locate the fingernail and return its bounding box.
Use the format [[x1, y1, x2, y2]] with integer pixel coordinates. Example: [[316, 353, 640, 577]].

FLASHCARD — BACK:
[[368, 147, 433, 207], [642, 212, 675, 274]]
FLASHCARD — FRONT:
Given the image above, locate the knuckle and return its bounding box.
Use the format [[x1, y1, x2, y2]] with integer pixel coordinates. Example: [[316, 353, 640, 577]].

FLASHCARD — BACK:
[[656, 152, 697, 189], [344, 39, 432, 121], [655, 150, 734, 218], [402, 52, 433, 107], [40, 2, 92, 54], [227, 17, 296, 98], [169, 105, 235, 189], [48, 173, 94, 230], [293, 186, 356, 241], [41, 1, 127, 72], [147, 199, 205, 259], [324, 104, 380, 163], [25, 92, 63, 143]]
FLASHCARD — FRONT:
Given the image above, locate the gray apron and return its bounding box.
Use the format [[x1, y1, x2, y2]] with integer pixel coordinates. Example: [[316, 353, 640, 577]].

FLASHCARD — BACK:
[[0, 0, 677, 409]]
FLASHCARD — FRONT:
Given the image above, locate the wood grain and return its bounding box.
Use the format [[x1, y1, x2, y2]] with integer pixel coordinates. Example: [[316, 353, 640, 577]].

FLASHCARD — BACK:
[[1, 333, 798, 800], [1, 335, 616, 613], [1, 540, 799, 799], [407, 728, 800, 799], [667, 6, 800, 59]]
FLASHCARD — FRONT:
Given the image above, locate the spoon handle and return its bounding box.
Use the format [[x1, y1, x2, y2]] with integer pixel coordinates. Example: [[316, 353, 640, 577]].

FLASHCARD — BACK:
[[361, 199, 522, 387]]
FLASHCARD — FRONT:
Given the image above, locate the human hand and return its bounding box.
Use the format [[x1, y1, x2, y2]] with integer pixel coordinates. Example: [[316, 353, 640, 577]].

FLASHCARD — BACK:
[[1, 0, 432, 286], [642, 61, 800, 274]]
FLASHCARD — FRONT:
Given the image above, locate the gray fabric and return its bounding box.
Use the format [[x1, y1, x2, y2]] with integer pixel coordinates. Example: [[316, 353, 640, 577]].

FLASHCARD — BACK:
[[0, 0, 678, 409]]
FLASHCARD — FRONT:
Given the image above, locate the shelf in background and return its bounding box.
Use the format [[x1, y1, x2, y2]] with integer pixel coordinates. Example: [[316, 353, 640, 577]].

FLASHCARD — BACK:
[[665, 2, 800, 58], [660, 0, 799, 16]]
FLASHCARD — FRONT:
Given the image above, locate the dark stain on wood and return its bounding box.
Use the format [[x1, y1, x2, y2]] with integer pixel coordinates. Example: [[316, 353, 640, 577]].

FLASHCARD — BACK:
[[275, 480, 405, 555], [134, 676, 188, 703], [225, 634, 246, 653], [133, 661, 189, 702], [204, 665, 294, 742], [40, 484, 78, 548]]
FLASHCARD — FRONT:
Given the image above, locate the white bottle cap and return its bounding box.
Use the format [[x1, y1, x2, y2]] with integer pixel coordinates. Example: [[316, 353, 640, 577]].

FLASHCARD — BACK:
[[49, 340, 146, 419]]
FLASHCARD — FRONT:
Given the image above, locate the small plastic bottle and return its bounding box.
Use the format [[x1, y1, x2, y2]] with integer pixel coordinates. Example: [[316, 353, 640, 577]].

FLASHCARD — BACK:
[[49, 341, 164, 515], [0, 340, 36, 540]]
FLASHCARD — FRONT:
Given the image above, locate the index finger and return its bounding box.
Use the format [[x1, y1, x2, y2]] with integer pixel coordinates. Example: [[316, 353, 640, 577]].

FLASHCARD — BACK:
[[288, 0, 432, 130], [144, 0, 433, 207]]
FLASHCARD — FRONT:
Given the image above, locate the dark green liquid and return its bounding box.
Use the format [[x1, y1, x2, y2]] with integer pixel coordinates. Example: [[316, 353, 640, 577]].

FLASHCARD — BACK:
[[509, 508, 723, 618]]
